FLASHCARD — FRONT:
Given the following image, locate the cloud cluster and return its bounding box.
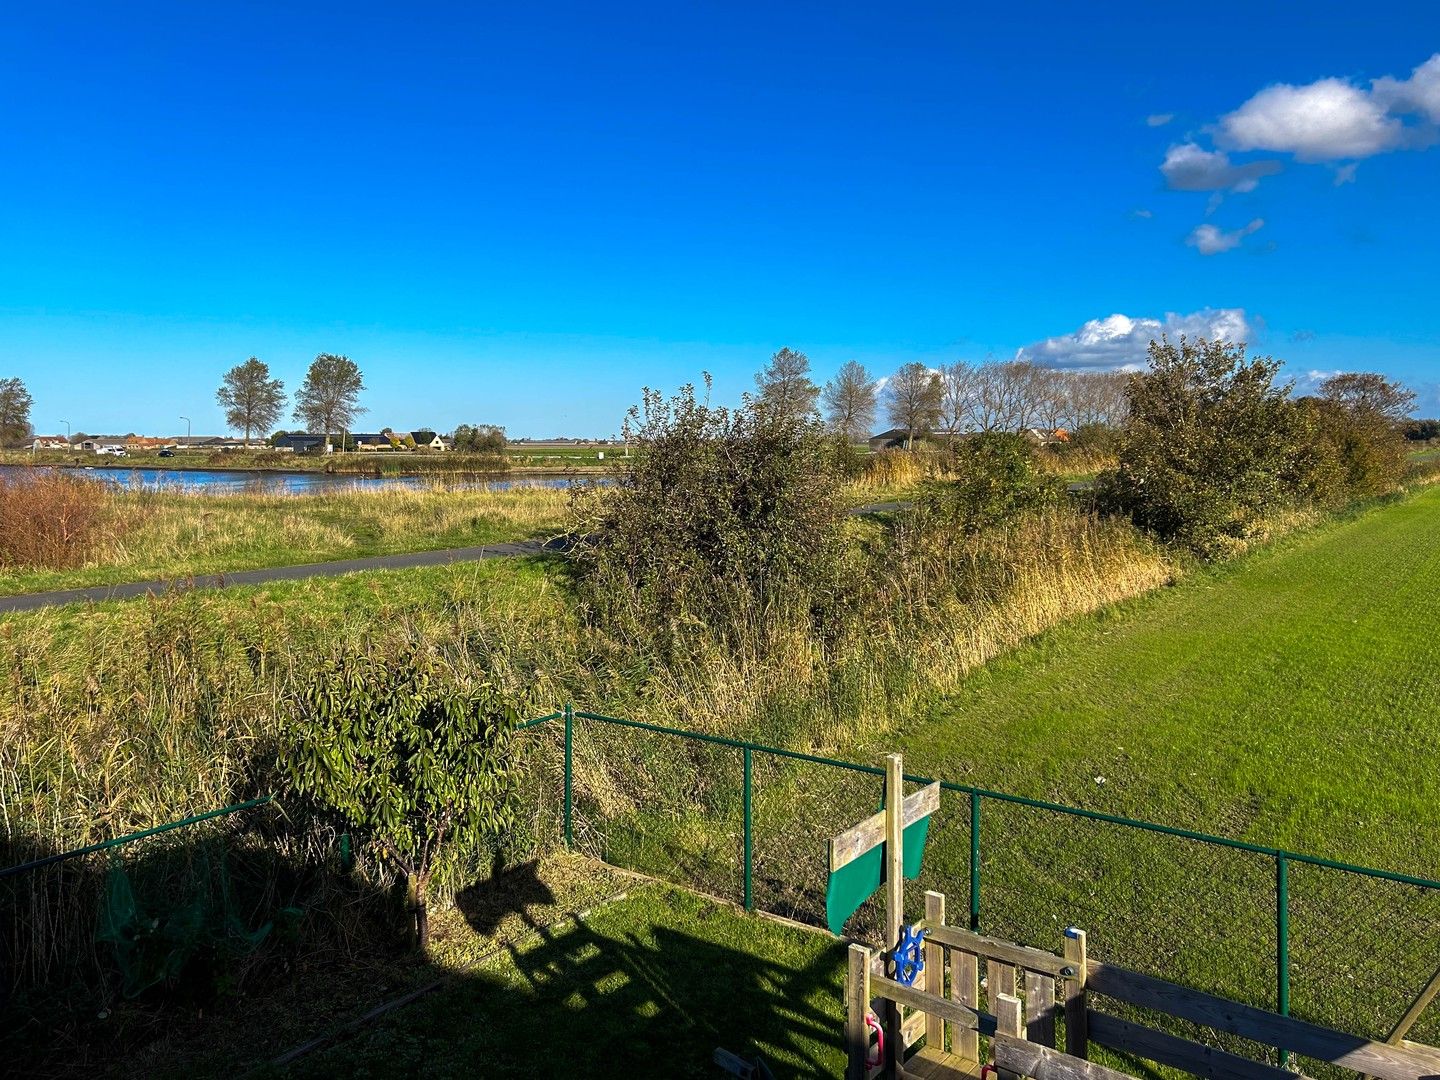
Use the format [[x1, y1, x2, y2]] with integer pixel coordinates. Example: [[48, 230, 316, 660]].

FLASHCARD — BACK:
[[1161, 143, 1281, 193], [1016, 308, 1252, 371], [1187, 218, 1264, 255], [1159, 53, 1439, 254]]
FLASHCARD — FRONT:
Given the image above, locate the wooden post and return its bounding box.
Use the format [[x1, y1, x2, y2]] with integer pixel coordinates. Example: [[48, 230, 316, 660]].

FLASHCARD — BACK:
[[847, 944, 873, 1080], [1063, 927, 1089, 1059], [995, 992, 1025, 1080], [925, 890, 946, 1052], [884, 754, 905, 1078]]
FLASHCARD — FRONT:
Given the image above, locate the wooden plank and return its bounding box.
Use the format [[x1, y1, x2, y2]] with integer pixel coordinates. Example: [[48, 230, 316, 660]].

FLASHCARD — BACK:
[[1368, 961, 1440, 1080], [903, 1008, 928, 1049], [1026, 970, 1057, 1048], [992, 1035, 1139, 1080], [989, 960, 1018, 1007], [994, 993, 1025, 1080], [847, 944, 873, 1080], [1086, 960, 1440, 1080], [884, 755, 905, 1080], [926, 924, 1072, 978], [1063, 928, 1088, 1059], [870, 974, 995, 1036], [925, 891, 947, 1052], [1088, 1011, 1308, 1080], [828, 782, 941, 871], [906, 1047, 985, 1080], [953, 948, 980, 1063]]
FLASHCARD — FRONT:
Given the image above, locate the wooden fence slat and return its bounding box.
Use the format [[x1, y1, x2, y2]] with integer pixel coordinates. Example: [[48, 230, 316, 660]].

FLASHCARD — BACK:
[[1087, 1011, 1308, 1080], [924, 891, 946, 1051], [990, 960, 1018, 1007], [993, 1034, 1140, 1080], [828, 782, 940, 871], [995, 993, 1025, 1080], [1086, 961, 1440, 1080], [954, 949, 980, 1063], [926, 924, 1071, 977], [869, 974, 995, 1036], [1027, 970, 1057, 1048]]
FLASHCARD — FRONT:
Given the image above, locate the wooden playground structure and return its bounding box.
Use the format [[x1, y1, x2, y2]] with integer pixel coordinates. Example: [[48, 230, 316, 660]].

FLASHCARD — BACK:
[[836, 755, 1440, 1080]]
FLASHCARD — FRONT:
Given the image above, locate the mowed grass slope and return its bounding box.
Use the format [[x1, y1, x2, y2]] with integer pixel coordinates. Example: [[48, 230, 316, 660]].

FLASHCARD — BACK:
[[889, 484, 1440, 877]]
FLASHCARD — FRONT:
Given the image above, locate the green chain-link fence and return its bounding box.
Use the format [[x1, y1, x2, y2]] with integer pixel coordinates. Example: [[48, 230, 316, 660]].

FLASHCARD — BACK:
[[544, 706, 1440, 1061], [8, 704, 1440, 1067]]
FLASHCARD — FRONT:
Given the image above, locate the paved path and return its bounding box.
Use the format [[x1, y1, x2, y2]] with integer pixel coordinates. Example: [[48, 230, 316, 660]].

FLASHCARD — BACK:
[[0, 538, 568, 614]]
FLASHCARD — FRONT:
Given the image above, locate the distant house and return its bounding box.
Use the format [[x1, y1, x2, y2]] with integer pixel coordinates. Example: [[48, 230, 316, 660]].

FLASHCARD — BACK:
[[78, 436, 128, 453], [171, 436, 227, 450], [867, 428, 912, 451], [126, 435, 175, 451], [29, 435, 71, 450], [347, 433, 392, 451], [409, 430, 448, 451], [274, 433, 330, 453]]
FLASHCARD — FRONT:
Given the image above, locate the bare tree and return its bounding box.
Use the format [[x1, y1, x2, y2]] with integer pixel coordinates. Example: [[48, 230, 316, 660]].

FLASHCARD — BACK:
[[216, 357, 287, 446], [884, 363, 943, 449], [754, 347, 820, 423], [1319, 372, 1416, 424], [1066, 370, 1130, 429], [821, 360, 877, 442], [294, 354, 366, 442], [937, 361, 981, 436], [0, 377, 34, 448]]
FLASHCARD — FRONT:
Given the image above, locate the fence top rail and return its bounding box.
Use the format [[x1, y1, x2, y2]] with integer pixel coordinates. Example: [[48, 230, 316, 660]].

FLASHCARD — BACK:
[[564, 707, 1440, 893], [0, 795, 273, 880]]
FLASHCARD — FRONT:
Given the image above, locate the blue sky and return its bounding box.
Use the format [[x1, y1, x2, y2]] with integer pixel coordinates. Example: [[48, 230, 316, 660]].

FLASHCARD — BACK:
[[2, 2, 1437, 437]]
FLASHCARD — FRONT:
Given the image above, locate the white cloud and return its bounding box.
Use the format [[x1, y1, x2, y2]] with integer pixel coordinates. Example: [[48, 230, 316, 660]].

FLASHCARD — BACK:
[[1186, 218, 1264, 255], [1131, 208, 1154, 219], [1015, 308, 1253, 371], [1219, 77, 1403, 160], [1373, 53, 1440, 123], [1161, 142, 1281, 192], [1332, 162, 1358, 185], [1146, 113, 1175, 127]]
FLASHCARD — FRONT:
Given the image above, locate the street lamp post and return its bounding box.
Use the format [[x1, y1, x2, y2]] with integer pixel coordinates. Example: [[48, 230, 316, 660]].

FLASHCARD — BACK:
[[180, 416, 191, 450], [60, 419, 71, 459]]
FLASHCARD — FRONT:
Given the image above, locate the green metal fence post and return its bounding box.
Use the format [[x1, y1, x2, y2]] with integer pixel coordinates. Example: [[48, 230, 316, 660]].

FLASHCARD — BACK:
[[743, 746, 754, 912], [970, 790, 982, 931], [1276, 853, 1290, 1066], [563, 703, 574, 849]]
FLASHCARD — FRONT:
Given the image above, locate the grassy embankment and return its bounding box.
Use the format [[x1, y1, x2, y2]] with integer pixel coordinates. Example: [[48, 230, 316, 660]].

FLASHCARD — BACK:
[[0, 484, 570, 595], [86, 481, 1440, 1077]]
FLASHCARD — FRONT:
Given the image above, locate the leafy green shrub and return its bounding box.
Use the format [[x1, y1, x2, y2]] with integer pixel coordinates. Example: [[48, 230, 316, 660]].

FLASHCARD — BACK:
[[1097, 337, 1304, 557], [285, 649, 518, 950], [569, 378, 847, 654], [919, 432, 1063, 533]]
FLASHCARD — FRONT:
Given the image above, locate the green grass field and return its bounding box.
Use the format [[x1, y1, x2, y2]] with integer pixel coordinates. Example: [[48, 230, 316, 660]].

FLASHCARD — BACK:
[[887, 484, 1440, 876]]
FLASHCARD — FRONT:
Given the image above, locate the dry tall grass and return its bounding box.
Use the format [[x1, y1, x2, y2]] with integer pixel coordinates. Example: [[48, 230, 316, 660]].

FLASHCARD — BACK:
[[0, 471, 117, 569]]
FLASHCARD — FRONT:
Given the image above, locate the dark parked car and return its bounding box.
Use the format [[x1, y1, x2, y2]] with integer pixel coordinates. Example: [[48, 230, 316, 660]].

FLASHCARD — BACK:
[[158, 449, 175, 458]]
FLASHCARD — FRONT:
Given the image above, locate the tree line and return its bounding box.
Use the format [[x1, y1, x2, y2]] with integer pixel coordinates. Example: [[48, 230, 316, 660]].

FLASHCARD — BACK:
[[753, 348, 1131, 446]]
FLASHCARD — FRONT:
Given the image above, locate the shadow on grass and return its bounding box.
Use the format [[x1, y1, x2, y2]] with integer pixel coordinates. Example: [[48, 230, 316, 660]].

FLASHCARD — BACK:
[[276, 886, 848, 1079]]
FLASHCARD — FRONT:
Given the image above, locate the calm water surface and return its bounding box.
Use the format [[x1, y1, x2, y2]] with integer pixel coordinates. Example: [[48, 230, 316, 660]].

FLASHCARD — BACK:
[[0, 464, 587, 495]]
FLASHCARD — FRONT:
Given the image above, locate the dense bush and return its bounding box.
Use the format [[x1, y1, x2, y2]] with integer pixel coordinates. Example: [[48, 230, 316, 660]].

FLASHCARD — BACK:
[[286, 649, 518, 950], [918, 432, 1063, 533], [1404, 419, 1439, 442], [569, 378, 848, 653], [1098, 337, 1304, 557], [0, 469, 113, 569]]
